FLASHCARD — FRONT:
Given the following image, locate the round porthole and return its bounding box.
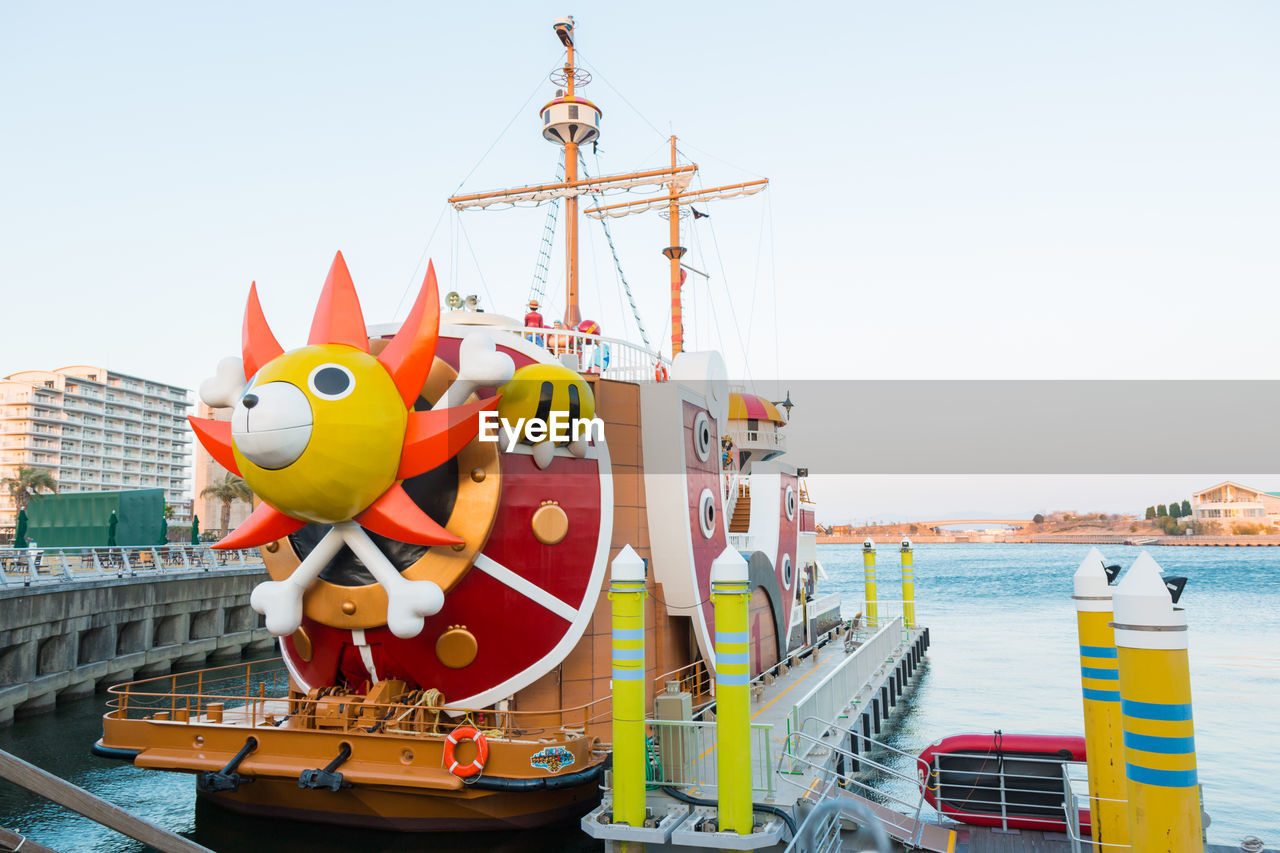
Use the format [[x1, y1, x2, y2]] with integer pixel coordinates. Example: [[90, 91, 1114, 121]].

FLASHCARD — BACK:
[[785, 485, 796, 521], [693, 411, 713, 462], [698, 488, 716, 539], [782, 554, 793, 588]]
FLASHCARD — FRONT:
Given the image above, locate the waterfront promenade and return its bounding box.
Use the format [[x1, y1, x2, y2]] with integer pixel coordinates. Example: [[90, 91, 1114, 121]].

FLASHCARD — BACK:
[[0, 545, 272, 724]]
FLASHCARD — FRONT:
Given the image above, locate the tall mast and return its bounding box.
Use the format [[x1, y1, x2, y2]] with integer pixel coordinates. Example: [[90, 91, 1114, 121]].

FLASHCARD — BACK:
[[545, 17, 597, 328], [664, 136, 686, 356]]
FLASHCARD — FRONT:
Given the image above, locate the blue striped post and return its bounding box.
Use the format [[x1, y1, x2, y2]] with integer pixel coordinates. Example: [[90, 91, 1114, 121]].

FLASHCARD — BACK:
[[712, 546, 752, 835], [610, 545, 647, 828], [1114, 552, 1203, 853]]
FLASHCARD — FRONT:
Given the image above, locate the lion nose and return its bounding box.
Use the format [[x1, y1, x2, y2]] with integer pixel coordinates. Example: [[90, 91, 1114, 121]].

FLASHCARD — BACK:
[[242, 393, 259, 409]]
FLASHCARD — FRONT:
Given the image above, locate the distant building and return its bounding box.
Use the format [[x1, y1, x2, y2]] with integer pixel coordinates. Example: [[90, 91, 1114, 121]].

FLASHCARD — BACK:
[[1191, 481, 1280, 529], [191, 402, 252, 535], [0, 366, 192, 535]]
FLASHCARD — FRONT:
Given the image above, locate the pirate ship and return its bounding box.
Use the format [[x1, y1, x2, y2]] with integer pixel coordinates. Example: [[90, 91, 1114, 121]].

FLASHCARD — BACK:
[[94, 16, 822, 831]]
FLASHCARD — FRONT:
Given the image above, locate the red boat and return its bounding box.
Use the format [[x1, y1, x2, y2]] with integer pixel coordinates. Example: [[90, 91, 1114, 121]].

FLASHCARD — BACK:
[[917, 732, 1090, 834]]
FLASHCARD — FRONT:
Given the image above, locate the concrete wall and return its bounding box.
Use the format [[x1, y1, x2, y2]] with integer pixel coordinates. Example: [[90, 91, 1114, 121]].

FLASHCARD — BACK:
[[0, 567, 275, 724]]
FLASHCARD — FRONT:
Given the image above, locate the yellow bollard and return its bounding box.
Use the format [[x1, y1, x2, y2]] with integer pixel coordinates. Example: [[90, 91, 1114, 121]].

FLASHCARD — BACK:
[[610, 545, 647, 828], [862, 538, 878, 626], [1072, 547, 1128, 851], [1114, 552, 1203, 853], [712, 547, 752, 835], [900, 538, 915, 629]]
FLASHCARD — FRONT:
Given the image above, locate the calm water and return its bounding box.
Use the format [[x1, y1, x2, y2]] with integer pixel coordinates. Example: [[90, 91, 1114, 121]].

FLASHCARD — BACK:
[[1, 544, 1276, 849]]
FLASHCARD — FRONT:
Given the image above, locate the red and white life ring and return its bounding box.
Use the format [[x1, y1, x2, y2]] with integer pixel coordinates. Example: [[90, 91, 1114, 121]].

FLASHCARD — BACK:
[[443, 725, 489, 778], [654, 363, 669, 382]]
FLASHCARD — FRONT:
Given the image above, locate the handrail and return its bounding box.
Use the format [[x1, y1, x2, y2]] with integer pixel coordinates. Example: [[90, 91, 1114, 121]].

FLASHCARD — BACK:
[[779, 728, 929, 849], [0, 545, 263, 587], [784, 776, 892, 853], [1061, 763, 1131, 851], [790, 618, 903, 759], [106, 657, 614, 741], [460, 323, 670, 382]]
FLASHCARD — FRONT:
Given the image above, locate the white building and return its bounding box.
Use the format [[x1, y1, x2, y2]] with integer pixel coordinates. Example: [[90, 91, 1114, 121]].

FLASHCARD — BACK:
[[0, 366, 192, 534], [1191, 480, 1280, 530]]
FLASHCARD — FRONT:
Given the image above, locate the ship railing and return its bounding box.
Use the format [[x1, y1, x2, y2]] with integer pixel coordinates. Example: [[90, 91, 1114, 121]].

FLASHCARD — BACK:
[[789, 618, 904, 761], [1060, 763, 1131, 852], [645, 717, 776, 798], [724, 428, 787, 452], [486, 325, 671, 383], [922, 748, 1090, 834], [0, 545, 262, 587], [652, 659, 714, 703], [105, 657, 612, 743], [779, 726, 927, 849]]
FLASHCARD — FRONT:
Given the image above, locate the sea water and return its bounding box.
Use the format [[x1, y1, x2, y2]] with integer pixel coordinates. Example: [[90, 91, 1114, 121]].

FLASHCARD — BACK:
[[820, 542, 1280, 845], [0, 543, 1275, 850]]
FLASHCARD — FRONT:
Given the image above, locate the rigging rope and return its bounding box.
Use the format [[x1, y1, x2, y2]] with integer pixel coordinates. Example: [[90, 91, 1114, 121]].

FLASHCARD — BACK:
[[528, 150, 566, 306], [580, 152, 653, 352]]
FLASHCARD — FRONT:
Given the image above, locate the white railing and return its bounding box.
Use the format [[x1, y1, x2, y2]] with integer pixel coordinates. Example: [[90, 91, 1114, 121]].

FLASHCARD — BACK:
[[725, 429, 787, 452], [0, 545, 264, 587], [1062, 764, 1131, 852], [485, 325, 670, 383], [646, 717, 775, 798], [790, 617, 903, 760]]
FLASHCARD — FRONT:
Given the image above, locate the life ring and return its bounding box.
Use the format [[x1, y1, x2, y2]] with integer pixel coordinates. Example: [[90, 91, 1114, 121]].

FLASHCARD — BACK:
[[654, 363, 669, 382], [444, 725, 489, 778]]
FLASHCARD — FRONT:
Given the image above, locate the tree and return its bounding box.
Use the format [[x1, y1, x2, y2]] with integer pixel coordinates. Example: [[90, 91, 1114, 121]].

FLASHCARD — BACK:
[[1145, 506, 1156, 520], [1181, 499, 1191, 517], [2, 466, 57, 513], [1032, 513, 1045, 524], [200, 473, 253, 534], [1167, 502, 1179, 519], [1156, 504, 1167, 518]]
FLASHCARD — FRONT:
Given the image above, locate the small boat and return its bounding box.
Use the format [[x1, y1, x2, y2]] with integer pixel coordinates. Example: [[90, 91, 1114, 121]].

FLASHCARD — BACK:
[[917, 732, 1089, 833]]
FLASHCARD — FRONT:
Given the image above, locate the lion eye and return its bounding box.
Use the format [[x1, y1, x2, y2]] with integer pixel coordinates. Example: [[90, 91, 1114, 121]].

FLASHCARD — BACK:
[[308, 364, 355, 400]]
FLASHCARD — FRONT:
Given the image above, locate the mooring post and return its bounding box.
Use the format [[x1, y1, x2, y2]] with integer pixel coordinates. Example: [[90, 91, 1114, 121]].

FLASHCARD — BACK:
[[900, 537, 915, 628], [609, 545, 647, 828], [712, 546, 752, 835], [862, 538, 878, 627], [1114, 552, 1203, 853], [1073, 547, 1129, 851]]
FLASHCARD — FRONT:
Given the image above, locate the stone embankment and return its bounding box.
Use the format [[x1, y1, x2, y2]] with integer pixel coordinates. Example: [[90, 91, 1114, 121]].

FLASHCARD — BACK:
[[0, 568, 273, 724]]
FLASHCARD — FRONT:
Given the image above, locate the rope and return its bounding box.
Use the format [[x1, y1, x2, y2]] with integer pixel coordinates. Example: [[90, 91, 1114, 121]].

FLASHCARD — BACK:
[[579, 153, 653, 352]]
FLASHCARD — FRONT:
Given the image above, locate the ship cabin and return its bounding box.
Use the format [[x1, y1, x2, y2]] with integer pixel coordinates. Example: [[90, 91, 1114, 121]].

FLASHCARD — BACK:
[[724, 389, 788, 474]]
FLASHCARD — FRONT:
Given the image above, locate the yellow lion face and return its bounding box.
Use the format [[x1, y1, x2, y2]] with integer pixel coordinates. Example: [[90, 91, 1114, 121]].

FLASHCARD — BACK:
[[230, 344, 408, 523]]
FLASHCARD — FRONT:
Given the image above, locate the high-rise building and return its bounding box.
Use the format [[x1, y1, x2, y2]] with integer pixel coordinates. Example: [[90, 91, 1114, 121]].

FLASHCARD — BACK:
[[0, 365, 192, 535], [191, 401, 252, 535]]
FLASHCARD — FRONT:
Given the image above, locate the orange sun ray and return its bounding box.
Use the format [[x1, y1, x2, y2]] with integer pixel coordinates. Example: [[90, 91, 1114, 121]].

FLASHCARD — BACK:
[[356, 483, 463, 546], [397, 396, 500, 480], [188, 417, 240, 476], [378, 260, 442, 408], [308, 251, 370, 352], [214, 501, 306, 550], [242, 282, 284, 380]]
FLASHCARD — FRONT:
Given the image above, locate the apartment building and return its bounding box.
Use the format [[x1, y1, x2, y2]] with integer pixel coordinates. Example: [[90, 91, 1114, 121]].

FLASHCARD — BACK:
[[0, 365, 192, 534]]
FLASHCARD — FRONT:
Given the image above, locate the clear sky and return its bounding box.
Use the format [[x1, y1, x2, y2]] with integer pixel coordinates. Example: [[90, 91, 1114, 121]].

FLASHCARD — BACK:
[[3, 2, 1277, 519]]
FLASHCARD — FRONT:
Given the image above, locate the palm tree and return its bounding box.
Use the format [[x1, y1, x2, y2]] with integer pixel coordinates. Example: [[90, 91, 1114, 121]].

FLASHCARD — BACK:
[[200, 473, 253, 535], [3, 466, 58, 513]]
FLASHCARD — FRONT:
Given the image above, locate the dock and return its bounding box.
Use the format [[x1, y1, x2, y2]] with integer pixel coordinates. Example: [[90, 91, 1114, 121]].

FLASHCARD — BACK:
[[583, 616, 942, 851]]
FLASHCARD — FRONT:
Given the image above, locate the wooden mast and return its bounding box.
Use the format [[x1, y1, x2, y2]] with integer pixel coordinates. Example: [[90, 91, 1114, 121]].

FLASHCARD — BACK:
[[562, 28, 581, 328], [664, 136, 686, 356]]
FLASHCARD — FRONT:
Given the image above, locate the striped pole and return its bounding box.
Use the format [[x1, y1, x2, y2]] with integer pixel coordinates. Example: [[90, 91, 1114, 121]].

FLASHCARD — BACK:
[[610, 545, 647, 828], [1114, 552, 1203, 853], [862, 538, 878, 626], [1072, 547, 1128, 850], [712, 546, 752, 835], [900, 538, 915, 629]]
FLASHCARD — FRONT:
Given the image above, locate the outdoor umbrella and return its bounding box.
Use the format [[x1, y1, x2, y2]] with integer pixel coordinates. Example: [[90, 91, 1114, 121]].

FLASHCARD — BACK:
[[191, 516, 200, 544], [107, 511, 118, 546], [13, 509, 27, 549]]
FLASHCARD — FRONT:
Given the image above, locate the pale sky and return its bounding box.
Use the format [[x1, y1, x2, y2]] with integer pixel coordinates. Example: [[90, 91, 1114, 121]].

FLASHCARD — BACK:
[[3, 2, 1277, 518]]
